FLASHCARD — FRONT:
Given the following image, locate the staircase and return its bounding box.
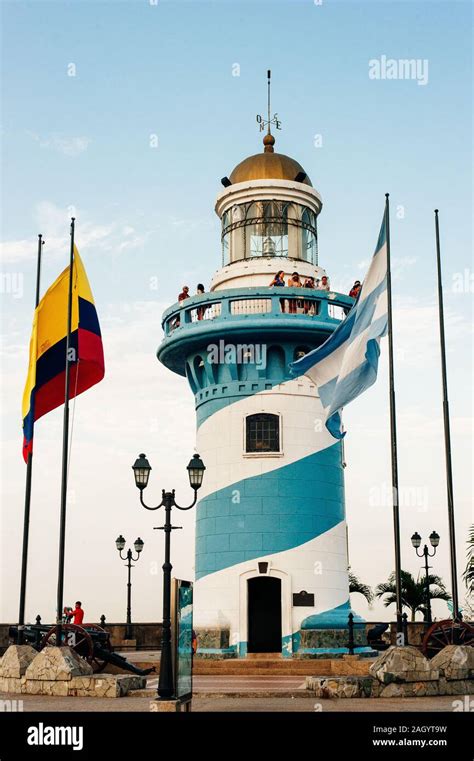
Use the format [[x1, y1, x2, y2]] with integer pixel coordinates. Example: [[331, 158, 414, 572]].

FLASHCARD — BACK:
[[193, 654, 368, 676]]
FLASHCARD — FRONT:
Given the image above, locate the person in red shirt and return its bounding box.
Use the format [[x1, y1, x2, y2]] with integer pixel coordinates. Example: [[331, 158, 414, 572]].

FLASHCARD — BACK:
[[178, 286, 189, 302], [72, 601, 84, 625], [349, 280, 362, 299]]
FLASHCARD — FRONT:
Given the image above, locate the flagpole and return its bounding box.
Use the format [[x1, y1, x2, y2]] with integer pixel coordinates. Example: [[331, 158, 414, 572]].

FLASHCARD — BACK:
[[18, 234, 44, 642], [56, 218, 75, 642], [434, 209, 460, 620], [385, 193, 404, 639]]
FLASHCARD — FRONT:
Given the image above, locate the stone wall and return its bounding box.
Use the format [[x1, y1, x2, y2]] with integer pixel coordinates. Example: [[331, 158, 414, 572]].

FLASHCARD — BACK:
[[306, 645, 474, 699], [389, 621, 426, 647], [103, 623, 162, 650], [0, 645, 146, 698]]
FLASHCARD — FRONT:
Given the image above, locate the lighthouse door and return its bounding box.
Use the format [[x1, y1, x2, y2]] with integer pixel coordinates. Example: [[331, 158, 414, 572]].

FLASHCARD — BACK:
[[247, 577, 282, 653]]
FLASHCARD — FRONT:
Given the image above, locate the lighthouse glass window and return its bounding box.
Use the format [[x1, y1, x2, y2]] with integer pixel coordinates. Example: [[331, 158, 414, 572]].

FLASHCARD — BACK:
[[246, 413, 280, 453], [221, 201, 318, 264], [248, 201, 288, 258]]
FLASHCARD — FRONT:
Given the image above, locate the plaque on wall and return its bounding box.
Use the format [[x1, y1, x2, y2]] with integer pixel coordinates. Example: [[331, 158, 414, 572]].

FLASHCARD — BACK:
[[293, 590, 314, 607]]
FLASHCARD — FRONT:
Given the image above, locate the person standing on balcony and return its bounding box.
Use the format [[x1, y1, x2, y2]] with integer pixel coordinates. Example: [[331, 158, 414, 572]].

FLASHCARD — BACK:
[[174, 286, 190, 328], [317, 275, 330, 292], [178, 286, 190, 302], [269, 270, 285, 287], [196, 283, 205, 320], [287, 272, 302, 314], [343, 279, 362, 315], [349, 280, 362, 299], [270, 270, 286, 312], [303, 276, 315, 314]]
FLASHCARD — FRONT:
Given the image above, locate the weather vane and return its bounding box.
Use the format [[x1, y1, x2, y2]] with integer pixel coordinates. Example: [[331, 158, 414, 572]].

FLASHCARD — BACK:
[[256, 70, 282, 133]]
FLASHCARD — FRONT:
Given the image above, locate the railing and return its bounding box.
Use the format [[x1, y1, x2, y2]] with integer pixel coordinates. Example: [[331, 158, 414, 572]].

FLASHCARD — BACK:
[[230, 298, 272, 315], [162, 287, 354, 337], [189, 302, 222, 322]]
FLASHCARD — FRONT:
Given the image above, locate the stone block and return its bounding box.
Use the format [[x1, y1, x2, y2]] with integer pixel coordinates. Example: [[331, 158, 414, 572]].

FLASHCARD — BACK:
[[440, 678, 474, 696], [66, 673, 145, 698], [116, 675, 146, 694], [0, 676, 25, 694], [379, 681, 438, 698], [25, 646, 93, 681], [1, 670, 146, 699], [305, 675, 375, 699], [430, 645, 474, 680], [369, 645, 437, 683], [0, 645, 38, 678], [25, 680, 45, 695], [67, 676, 94, 697], [379, 683, 406, 698], [37, 680, 69, 697], [91, 676, 120, 698]]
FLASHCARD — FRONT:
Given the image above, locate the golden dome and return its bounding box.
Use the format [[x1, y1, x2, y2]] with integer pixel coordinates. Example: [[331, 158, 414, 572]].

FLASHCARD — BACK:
[[229, 134, 312, 186]]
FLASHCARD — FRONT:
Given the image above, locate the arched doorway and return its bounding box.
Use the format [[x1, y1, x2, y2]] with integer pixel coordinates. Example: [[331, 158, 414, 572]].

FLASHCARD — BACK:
[[247, 577, 282, 653]]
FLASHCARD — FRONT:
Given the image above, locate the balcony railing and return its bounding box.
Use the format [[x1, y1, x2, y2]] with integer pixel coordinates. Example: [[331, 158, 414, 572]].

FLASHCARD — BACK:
[[162, 287, 354, 337]]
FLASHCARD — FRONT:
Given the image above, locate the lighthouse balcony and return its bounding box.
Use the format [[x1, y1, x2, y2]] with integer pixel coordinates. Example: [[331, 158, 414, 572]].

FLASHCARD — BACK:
[[158, 287, 354, 377]]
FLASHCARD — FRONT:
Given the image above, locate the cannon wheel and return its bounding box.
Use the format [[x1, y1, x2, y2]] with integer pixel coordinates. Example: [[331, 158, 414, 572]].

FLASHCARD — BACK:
[[83, 624, 112, 673], [422, 619, 474, 658], [41, 624, 94, 666]]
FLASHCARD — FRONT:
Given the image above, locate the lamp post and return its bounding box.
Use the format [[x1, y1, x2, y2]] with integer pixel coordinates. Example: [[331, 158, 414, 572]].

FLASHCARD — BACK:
[[411, 530, 440, 625], [132, 452, 205, 701], [115, 535, 144, 640]]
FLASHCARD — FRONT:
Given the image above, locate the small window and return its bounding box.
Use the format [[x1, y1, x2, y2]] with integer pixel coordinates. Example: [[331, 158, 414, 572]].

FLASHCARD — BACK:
[[245, 413, 280, 453]]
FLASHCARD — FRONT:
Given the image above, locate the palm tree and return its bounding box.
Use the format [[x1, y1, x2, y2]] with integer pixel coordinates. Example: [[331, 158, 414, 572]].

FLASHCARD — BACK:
[[375, 570, 451, 622], [349, 571, 374, 604], [463, 525, 474, 596]]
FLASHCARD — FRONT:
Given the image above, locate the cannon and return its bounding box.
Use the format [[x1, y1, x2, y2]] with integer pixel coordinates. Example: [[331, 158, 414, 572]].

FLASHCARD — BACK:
[[9, 623, 155, 676], [367, 622, 390, 651]]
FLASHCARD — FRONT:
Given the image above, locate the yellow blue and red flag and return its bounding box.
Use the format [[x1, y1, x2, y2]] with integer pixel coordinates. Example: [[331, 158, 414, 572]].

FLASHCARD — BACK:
[[22, 246, 104, 462]]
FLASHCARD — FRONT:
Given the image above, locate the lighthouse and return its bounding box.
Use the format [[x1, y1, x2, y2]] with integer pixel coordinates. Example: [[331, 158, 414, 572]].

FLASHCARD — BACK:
[[158, 81, 366, 658]]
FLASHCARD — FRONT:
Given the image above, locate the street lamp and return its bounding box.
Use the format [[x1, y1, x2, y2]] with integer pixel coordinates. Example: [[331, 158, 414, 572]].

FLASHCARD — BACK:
[[115, 535, 145, 640], [132, 452, 205, 701], [411, 530, 440, 625]]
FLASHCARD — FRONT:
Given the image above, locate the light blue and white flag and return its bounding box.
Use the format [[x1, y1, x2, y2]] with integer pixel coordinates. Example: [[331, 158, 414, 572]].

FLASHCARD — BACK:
[[289, 213, 388, 439]]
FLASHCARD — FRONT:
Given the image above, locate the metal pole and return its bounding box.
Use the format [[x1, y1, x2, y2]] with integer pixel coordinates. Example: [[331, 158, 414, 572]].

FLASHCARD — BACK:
[[56, 218, 75, 644], [126, 551, 132, 640], [385, 194, 403, 639], [157, 492, 174, 699], [424, 546, 432, 625], [267, 69, 271, 132], [18, 234, 43, 642], [434, 209, 460, 620]]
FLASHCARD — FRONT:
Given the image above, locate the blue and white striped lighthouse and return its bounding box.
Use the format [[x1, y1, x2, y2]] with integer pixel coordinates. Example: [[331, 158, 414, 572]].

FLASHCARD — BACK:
[[158, 124, 361, 658]]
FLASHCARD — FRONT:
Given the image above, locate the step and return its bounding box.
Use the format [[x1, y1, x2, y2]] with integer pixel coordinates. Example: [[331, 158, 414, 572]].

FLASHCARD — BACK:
[[245, 653, 282, 659]]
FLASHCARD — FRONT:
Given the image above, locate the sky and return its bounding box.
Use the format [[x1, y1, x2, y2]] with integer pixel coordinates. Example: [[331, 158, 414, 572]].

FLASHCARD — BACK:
[[0, 0, 472, 626]]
